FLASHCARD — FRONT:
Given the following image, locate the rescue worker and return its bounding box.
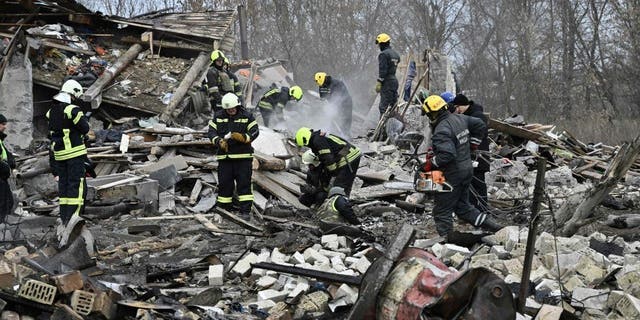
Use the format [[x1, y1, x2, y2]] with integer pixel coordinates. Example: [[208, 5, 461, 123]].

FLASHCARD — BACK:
[[317, 187, 360, 225], [374, 33, 400, 117], [258, 85, 303, 127], [295, 127, 361, 196], [47, 80, 91, 226], [421, 95, 502, 237], [208, 93, 259, 218], [314, 72, 353, 136], [451, 93, 490, 212], [299, 150, 331, 207], [0, 114, 16, 220], [205, 50, 242, 111]]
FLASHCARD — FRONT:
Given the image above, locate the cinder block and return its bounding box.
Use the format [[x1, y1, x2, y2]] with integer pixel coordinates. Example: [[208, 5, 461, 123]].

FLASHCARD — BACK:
[[93, 291, 117, 319], [231, 252, 258, 277], [534, 304, 563, 320], [71, 290, 95, 316], [440, 244, 470, 259], [257, 249, 271, 263], [18, 279, 56, 305], [334, 284, 358, 304], [289, 252, 305, 265], [258, 289, 289, 302], [607, 290, 625, 309], [571, 287, 608, 310], [257, 276, 278, 289], [330, 256, 346, 272], [351, 257, 371, 274], [52, 270, 84, 294], [489, 245, 510, 259], [318, 249, 346, 259], [250, 299, 277, 311], [321, 234, 339, 250], [303, 248, 329, 265], [337, 236, 347, 249], [503, 258, 523, 278], [616, 293, 640, 319], [208, 264, 224, 286], [344, 256, 359, 266], [0, 260, 14, 289], [288, 280, 310, 298], [271, 248, 287, 264]]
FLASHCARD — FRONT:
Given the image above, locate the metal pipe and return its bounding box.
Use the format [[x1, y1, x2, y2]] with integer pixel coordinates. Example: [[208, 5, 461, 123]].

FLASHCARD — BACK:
[[238, 5, 249, 60], [252, 262, 362, 286], [517, 158, 546, 313]]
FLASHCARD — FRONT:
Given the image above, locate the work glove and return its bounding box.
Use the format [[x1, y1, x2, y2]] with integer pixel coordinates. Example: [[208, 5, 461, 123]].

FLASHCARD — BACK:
[[230, 132, 249, 143], [431, 170, 445, 185], [218, 139, 229, 152], [300, 184, 316, 195], [375, 81, 382, 93]]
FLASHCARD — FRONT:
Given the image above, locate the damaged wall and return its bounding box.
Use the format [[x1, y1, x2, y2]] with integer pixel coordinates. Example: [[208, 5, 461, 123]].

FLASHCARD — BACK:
[[0, 52, 33, 150]]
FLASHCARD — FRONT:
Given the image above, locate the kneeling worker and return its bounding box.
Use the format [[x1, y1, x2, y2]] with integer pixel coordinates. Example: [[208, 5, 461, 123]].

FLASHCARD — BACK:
[[317, 187, 360, 225]]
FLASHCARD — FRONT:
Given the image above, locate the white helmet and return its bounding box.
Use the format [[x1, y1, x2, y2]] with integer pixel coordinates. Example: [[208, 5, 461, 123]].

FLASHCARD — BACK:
[[301, 150, 320, 166], [60, 80, 83, 98], [221, 93, 241, 109]]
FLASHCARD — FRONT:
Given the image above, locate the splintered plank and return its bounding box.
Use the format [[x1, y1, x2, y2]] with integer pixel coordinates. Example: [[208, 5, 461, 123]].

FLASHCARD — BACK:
[[253, 171, 308, 210], [350, 184, 407, 201]]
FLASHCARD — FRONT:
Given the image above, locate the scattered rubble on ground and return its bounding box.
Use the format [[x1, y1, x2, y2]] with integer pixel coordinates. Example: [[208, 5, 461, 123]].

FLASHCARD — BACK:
[[3, 2, 640, 319]]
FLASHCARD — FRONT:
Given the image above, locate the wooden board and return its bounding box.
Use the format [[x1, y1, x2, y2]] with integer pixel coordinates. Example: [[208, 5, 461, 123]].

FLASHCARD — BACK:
[[263, 171, 303, 196], [253, 171, 308, 210], [351, 185, 408, 201]]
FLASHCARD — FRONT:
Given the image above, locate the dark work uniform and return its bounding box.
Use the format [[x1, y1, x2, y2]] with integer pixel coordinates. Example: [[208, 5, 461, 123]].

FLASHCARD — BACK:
[[317, 194, 360, 225], [258, 87, 289, 127], [47, 102, 90, 225], [462, 102, 490, 212], [429, 112, 487, 236], [0, 132, 16, 221], [299, 164, 331, 207], [307, 131, 361, 196], [319, 77, 353, 136], [206, 65, 242, 111], [377, 43, 400, 116], [208, 108, 259, 214]]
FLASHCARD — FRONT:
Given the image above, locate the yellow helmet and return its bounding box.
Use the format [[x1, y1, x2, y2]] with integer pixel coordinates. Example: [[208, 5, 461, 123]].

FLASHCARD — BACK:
[[314, 72, 327, 86], [295, 127, 312, 147], [289, 86, 303, 101], [224, 57, 230, 65], [210, 50, 225, 62], [375, 33, 391, 44], [423, 95, 448, 113]]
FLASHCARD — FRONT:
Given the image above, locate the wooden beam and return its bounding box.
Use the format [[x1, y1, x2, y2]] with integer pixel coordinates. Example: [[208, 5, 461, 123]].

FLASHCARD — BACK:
[[253, 171, 307, 210], [82, 43, 143, 104], [160, 52, 210, 122], [488, 118, 545, 142]]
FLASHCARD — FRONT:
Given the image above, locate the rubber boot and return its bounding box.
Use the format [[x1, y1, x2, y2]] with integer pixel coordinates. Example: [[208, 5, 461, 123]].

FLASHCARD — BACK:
[[480, 215, 504, 233]]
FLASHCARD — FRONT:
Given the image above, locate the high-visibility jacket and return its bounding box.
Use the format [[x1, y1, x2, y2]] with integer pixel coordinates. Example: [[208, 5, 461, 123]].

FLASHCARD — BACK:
[[47, 102, 90, 161], [317, 194, 360, 225], [205, 66, 242, 106], [258, 87, 289, 111], [308, 132, 360, 173], [207, 108, 259, 160]]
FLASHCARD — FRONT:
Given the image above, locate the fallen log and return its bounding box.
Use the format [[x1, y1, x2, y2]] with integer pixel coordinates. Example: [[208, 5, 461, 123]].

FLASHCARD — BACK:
[[555, 133, 640, 236], [82, 43, 143, 106], [161, 52, 211, 121]]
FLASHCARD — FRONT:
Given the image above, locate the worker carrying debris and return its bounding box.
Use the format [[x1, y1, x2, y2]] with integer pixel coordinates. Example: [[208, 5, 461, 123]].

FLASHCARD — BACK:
[[317, 186, 361, 225], [257, 85, 303, 127], [295, 127, 361, 196], [299, 150, 331, 207], [47, 80, 91, 226], [205, 50, 242, 111], [450, 93, 491, 213], [421, 95, 502, 237], [0, 114, 16, 220], [314, 72, 353, 136], [208, 93, 260, 218], [374, 33, 400, 117]]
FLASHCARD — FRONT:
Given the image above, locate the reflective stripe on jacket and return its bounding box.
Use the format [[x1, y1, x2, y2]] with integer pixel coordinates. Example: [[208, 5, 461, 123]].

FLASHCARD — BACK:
[[47, 103, 90, 161], [207, 108, 259, 160]]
